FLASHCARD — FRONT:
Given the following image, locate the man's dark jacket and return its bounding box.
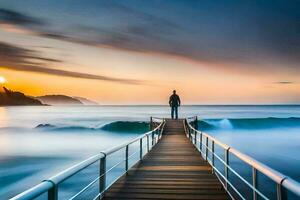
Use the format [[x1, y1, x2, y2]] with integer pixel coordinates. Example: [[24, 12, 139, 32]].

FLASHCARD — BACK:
[[169, 94, 181, 107]]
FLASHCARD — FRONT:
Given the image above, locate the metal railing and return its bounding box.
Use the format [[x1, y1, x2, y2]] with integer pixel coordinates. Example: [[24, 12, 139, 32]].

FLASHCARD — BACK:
[[184, 116, 300, 200], [11, 118, 166, 200]]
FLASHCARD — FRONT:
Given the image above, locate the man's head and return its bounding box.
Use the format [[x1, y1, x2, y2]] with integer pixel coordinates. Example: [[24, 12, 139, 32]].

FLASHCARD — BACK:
[[173, 90, 176, 94]]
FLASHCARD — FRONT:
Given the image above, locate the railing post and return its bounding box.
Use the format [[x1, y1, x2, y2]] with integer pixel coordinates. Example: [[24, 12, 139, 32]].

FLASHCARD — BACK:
[[194, 116, 198, 130], [151, 131, 154, 146], [205, 137, 208, 161], [125, 145, 129, 173], [252, 167, 257, 200], [194, 130, 197, 145], [153, 130, 156, 145], [189, 127, 191, 141], [200, 132, 202, 151], [140, 138, 143, 160], [212, 141, 215, 174], [150, 117, 153, 130], [159, 124, 162, 139], [161, 121, 165, 138], [277, 182, 288, 200], [99, 155, 106, 196], [48, 185, 58, 200], [225, 148, 229, 190], [184, 120, 188, 137], [147, 135, 150, 152]]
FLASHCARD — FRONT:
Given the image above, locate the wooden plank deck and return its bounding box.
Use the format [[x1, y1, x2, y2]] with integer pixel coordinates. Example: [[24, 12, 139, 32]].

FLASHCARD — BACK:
[[103, 119, 230, 200]]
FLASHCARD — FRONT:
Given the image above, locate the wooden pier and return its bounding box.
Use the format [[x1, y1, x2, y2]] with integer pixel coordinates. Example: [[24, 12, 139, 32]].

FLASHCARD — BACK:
[[11, 118, 300, 200], [103, 119, 230, 200]]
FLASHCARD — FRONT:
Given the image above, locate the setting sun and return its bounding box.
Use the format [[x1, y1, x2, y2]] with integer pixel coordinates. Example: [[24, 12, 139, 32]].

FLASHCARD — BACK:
[[0, 76, 6, 84]]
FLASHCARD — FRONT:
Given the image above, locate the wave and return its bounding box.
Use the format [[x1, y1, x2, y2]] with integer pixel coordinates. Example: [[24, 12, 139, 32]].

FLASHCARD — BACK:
[[35, 121, 149, 133], [100, 121, 149, 133], [199, 117, 300, 130], [35, 124, 97, 131]]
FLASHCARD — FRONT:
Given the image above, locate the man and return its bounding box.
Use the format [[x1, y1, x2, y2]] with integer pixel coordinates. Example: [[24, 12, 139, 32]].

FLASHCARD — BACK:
[[169, 90, 181, 119]]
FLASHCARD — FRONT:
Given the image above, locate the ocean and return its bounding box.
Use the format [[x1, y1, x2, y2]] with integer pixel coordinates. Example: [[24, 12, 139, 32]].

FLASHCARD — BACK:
[[0, 105, 299, 199]]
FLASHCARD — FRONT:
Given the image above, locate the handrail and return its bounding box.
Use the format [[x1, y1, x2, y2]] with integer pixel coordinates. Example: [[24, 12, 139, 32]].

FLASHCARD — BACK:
[[186, 116, 197, 120], [101, 129, 157, 155], [229, 148, 286, 184], [282, 179, 300, 196], [11, 118, 166, 200], [49, 154, 105, 185], [185, 117, 300, 200], [10, 182, 54, 200]]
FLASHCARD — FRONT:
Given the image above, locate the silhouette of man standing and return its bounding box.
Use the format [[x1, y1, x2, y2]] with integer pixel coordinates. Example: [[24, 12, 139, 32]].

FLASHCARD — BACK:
[[169, 90, 181, 119]]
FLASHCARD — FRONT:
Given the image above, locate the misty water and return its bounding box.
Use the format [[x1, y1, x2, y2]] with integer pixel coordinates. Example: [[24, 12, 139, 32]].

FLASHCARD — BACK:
[[0, 105, 300, 199]]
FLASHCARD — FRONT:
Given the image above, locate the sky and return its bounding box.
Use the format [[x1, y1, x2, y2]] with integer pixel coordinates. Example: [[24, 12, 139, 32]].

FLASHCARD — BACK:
[[0, 0, 299, 104]]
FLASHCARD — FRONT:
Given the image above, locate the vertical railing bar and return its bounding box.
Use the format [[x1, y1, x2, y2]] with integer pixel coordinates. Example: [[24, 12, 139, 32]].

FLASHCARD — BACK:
[[212, 141, 215, 174], [187, 120, 189, 138], [156, 129, 159, 144], [48, 185, 58, 200], [200, 132, 203, 151], [158, 128, 161, 140], [184, 119, 187, 137], [277, 184, 282, 200], [225, 148, 230, 190], [99, 155, 106, 198], [277, 179, 288, 200], [188, 120, 191, 140], [150, 116, 153, 130], [194, 130, 197, 145], [140, 138, 143, 160], [159, 122, 163, 139], [151, 131, 154, 146], [147, 135, 149, 152], [252, 167, 257, 200], [125, 145, 129, 173], [155, 129, 157, 144], [187, 121, 189, 139], [205, 137, 208, 161]]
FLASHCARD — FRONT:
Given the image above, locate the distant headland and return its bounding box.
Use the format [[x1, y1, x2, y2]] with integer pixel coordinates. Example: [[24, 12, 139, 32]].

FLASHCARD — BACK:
[[0, 87, 43, 106], [36, 95, 82, 105], [0, 87, 98, 106]]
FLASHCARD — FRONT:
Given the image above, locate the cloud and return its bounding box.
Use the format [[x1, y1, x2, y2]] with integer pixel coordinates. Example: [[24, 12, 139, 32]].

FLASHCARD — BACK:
[[0, 65, 143, 84], [0, 2, 299, 72], [102, 2, 181, 31], [0, 41, 59, 65], [0, 7, 186, 62], [0, 42, 144, 85], [0, 8, 44, 25], [274, 81, 294, 84], [59, 1, 300, 68]]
